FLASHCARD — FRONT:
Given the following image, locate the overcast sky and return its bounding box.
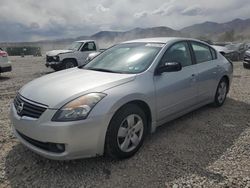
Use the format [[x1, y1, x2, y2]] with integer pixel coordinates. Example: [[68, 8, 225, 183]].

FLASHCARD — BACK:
[[0, 0, 250, 42]]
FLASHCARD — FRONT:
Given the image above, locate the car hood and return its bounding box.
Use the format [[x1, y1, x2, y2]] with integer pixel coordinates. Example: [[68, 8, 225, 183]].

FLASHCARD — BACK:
[[46, 49, 73, 56], [19, 68, 136, 108], [212, 45, 234, 54]]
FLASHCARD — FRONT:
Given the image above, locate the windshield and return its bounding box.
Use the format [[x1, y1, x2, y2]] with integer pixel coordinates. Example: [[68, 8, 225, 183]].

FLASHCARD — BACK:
[[83, 43, 163, 74], [67, 42, 83, 50]]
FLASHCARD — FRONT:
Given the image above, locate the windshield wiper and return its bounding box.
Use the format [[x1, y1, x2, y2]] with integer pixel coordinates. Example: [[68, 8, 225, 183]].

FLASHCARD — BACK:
[[85, 68, 122, 73]]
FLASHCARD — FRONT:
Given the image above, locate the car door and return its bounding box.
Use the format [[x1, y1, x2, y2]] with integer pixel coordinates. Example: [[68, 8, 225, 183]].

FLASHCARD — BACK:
[[189, 41, 220, 103], [77, 42, 97, 65], [154, 41, 198, 122]]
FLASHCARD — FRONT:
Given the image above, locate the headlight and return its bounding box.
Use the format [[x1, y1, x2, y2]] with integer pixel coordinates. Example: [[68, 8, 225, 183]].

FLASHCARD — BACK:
[[52, 93, 106, 121], [53, 56, 59, 61]]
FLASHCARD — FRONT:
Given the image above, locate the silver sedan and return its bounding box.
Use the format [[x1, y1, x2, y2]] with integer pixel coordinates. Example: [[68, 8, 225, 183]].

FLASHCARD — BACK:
[[10, 38, 233, 160]]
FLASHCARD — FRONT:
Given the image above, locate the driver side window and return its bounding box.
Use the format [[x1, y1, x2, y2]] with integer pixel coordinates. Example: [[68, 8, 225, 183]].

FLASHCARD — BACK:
[[160, 42, 192, 67], [81, 42, 96, 52]]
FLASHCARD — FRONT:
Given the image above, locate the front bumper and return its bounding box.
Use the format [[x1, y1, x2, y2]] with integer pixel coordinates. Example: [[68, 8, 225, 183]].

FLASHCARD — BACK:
[[45, 61, 62, 67], [10, 103, 111, 160], [0, 64, 12, 73]]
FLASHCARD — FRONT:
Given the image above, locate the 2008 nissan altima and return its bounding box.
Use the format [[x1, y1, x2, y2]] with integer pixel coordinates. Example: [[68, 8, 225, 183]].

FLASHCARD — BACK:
[[10, 38, 233, 160]]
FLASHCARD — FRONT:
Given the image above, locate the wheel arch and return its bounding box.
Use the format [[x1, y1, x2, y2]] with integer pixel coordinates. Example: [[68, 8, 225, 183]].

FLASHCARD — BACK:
[[107, 99, 153, 135], [62, 58, 78, 66], [125, 100, 152, 133]]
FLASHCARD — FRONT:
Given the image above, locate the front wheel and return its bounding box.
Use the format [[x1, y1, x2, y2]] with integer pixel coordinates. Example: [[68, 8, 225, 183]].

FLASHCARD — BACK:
[[105, 104, 147, 159], [64, 60, 77, 69], [51, 65, 62, 71], [213, 78, 228, 107], [243, 62, 250, 69]]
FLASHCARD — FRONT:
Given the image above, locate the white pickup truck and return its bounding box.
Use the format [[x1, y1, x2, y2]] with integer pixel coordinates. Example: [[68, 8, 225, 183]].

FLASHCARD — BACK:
[[46, 40, 100, 71]]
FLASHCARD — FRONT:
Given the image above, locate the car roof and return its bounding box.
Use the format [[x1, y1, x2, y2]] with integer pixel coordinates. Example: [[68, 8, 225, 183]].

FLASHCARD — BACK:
[[75, 40, 95, 43], [122, 37, 200, 44]]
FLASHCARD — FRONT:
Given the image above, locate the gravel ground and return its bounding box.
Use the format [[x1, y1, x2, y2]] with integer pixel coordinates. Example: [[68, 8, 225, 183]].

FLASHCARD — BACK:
[[0, 56, 249, 188]]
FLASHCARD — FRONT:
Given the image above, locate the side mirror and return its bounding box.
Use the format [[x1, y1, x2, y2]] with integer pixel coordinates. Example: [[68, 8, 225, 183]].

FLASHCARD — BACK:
[[85, 52, 101, 63], [156, 62, 182, 75]]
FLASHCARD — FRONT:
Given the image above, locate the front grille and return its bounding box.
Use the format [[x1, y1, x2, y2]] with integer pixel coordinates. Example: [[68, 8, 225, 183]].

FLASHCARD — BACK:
[[17, 130, 65, 153], [14, 94, 47, 119], [46, 55, 59, 62], [46, 55, 53, 62]]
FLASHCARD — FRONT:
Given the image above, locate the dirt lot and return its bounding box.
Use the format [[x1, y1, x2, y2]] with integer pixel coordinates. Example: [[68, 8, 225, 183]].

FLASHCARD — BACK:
[[0, 56, 250, 188]]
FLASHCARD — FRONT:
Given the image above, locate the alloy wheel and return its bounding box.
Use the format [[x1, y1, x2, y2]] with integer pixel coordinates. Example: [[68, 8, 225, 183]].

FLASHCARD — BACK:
[[117, 114, 144, 153]]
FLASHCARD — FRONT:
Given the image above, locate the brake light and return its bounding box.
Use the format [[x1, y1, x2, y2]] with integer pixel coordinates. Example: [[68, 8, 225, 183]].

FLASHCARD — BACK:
[[0, 51, 8, 57]]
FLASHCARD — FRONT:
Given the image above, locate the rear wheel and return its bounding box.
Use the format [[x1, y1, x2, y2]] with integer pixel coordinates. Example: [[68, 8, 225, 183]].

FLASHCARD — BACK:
[[213, 78, 228, 107], [105, 104, 147, 159]]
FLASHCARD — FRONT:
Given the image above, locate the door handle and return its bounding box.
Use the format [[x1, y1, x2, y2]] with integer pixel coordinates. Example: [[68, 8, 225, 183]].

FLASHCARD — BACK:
[[190, 74, 196, 82]]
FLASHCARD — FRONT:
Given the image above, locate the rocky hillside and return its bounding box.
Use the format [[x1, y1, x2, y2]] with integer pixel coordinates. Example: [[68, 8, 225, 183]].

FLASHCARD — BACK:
[[1, 18, 250, 52]]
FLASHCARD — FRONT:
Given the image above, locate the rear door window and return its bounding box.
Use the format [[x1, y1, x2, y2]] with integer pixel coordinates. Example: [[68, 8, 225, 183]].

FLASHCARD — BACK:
[[191, 42, 213, 63]]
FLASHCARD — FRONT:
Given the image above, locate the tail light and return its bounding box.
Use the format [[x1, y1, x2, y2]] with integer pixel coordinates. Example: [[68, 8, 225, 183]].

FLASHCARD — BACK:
[[0, 51, 8, 57]]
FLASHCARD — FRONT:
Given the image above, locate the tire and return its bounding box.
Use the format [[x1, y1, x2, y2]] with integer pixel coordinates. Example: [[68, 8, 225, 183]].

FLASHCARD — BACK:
[[105, 104, 147, 159], [243, 62, 250, 69], [63, 59, 77, 69], [213, 78, 228, 107], [51, 65, 62, 71]]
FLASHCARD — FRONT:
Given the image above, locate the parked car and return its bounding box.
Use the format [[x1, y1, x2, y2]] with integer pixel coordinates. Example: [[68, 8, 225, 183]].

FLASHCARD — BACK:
[[45, 40, 100, 71], [10, 38, 233, 160], [246, 43, 250, 50], [213, 42, 232, 46], [225, 43, 247, 61], [0, 48, 12, 74], [6, 46, 42, 57], [212, 45, 237, 61], [212, 42, 248, 61], [243, 50, 250, 69]]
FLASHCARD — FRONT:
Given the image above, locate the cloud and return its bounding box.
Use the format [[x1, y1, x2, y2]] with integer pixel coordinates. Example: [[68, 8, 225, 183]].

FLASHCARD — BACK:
[[181, 5, 204, 16], [134, 3, 203, 18], [0, 0, 249, 42], [96, 4, 110, 13], [134, 1, 178, 18], [151, 4, 178, 16], [134, 11, 148, 19], [29, 22, 40, 30]]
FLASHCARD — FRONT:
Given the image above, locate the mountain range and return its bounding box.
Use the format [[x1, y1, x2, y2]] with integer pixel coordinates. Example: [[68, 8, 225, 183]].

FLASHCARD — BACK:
[[63, 18, 250, 48], [1, 18, 250, 51], [181, 18, 250, 39]]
